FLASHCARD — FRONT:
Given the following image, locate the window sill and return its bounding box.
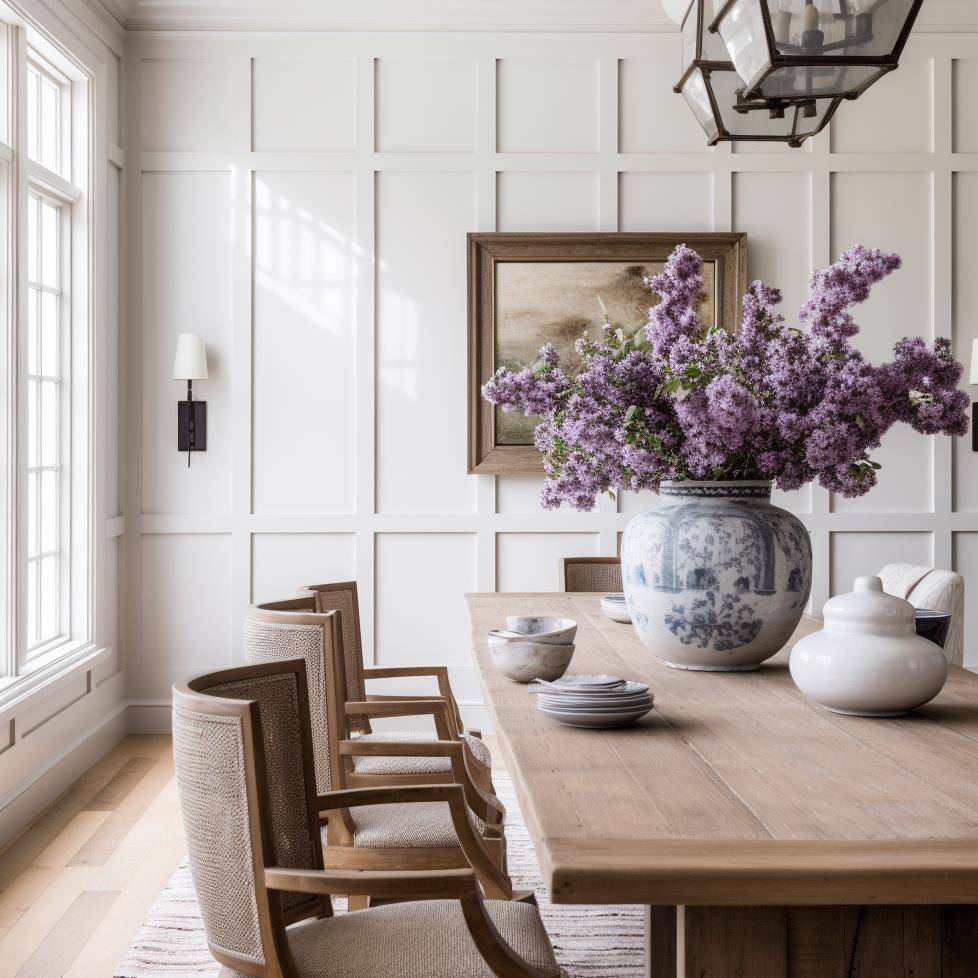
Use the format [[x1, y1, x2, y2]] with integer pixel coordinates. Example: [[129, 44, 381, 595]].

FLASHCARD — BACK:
[[0, 642, 111, 721]]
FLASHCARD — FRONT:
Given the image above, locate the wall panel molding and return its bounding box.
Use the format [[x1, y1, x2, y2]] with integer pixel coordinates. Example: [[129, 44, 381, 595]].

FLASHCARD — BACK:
[[126, 34, 978, 731]]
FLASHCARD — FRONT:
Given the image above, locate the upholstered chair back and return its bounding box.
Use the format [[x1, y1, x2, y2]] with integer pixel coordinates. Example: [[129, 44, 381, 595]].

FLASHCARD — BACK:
[[879, 563, 965, 667], [295, 582, 367, 733], [560, 556, 623, 593], [172, 661, 326, 976], [244, 600, 347, 794]]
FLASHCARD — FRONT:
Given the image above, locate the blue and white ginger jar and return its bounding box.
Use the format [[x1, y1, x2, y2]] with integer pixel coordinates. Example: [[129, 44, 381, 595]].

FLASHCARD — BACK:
[[620, 480, 812, 671]]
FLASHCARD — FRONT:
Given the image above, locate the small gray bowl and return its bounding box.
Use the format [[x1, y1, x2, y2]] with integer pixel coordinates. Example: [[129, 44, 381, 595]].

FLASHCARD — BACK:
[[488, 640, 575, 683], [503, 616, 578, 645]]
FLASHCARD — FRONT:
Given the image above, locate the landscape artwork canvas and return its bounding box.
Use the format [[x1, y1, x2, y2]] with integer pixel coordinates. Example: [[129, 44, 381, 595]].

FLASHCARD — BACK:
[[493, 260, 718, 445], [467, 233, 747, 474]]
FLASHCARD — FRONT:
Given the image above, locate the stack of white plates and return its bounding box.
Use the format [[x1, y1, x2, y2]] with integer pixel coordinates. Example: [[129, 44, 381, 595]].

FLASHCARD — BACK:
[[600, 593, 631, 623], [532, 674, 653, 728]]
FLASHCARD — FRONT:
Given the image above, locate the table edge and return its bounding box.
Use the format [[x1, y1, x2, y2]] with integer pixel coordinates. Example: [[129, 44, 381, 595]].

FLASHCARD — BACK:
[[539, 837, 978, 905]]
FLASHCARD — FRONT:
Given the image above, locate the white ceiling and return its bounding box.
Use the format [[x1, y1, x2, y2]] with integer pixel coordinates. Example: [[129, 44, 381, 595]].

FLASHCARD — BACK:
[[92, 0, 978, 33]]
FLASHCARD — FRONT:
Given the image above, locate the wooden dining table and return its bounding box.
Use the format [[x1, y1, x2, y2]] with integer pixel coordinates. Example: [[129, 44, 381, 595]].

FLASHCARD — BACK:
[[467, 592, 978, 978]]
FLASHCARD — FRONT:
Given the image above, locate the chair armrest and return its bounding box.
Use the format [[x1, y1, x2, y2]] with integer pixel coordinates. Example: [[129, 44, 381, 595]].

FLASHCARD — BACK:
[[316, 783, 512, 900], [345, 698, 453, 739], [363, 666, 449, 680], [265, 866, 477, 899], [363, 667, 464, 737], [345, 699, 445, 717], [339, 738, 501, 828], [317, 783, 465, 813], [338, 739, 462, 759]]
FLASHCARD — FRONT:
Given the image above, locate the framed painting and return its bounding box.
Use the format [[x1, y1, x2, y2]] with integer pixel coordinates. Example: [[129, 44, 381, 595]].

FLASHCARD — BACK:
[[467, 232, 748, 475]]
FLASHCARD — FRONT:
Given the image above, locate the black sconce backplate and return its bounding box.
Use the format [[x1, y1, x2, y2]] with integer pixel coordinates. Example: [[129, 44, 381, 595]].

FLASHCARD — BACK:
[[178, 400, 207, 452]]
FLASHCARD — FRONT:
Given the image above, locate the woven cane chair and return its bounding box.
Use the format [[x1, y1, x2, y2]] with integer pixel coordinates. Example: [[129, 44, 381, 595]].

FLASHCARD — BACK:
[[243, 602, 510, 904], [559, 557, 622, 593], [173, 661, 565, 978], [296, 581, 496, 797], [879, 563, 965, 667]]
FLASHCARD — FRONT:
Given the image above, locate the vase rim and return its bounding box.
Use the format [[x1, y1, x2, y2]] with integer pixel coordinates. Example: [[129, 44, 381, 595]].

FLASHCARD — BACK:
[[660, 480, 772, 488], [658, 479, 772, 499]]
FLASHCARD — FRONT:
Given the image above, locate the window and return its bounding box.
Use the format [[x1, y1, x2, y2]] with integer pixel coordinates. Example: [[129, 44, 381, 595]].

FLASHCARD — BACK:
[[25, 191, 67, 655], [0, 27, 91, 680]]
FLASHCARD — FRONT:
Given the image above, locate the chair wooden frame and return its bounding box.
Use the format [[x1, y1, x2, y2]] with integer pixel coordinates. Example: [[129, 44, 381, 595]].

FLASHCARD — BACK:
[[558, 556, 622, 593], [296, 581, 497, 797], [174, 661, 564, 978], [243, 604, 511, 901]]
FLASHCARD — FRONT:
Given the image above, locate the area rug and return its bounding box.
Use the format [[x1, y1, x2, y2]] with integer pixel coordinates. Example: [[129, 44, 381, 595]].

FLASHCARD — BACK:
[[115, 771, 645, 977]]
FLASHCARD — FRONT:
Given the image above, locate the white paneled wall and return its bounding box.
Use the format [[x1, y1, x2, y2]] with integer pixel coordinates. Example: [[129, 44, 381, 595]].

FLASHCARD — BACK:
[[127, 32, 978, 731]]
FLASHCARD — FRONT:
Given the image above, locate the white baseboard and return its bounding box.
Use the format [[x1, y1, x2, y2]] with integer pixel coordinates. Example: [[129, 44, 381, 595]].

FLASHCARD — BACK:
[[127, 700, 173, 735], [0, 703, 129, 851]]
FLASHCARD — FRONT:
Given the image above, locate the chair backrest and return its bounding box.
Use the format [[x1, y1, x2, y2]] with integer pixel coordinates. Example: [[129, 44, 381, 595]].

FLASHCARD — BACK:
[[560, 556, 623, 593], [244, 600, 348, 794], [295, 582, 367, 733], [172, 660, 325, 976], [879, 563, 965, 667]]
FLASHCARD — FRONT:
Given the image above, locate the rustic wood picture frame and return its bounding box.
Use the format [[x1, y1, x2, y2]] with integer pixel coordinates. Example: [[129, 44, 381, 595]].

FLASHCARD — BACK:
[[467, 232, 748, 476]]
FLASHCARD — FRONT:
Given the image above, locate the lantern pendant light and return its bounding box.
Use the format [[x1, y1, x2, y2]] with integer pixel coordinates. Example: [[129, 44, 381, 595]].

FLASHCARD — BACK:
[[675, 0, 843, 147], [707, 0, 925, 104]]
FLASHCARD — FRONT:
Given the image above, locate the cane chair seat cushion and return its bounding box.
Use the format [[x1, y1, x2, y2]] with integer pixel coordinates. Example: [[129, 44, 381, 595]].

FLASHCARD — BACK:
[[284, 898, 561, 978], [351, 732, 492, 777], [344, 801, 488, 850]]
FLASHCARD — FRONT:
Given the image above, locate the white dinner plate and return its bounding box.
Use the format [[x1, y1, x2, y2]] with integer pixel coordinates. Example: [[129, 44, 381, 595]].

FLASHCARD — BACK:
[[537, 696, 654, 713], [600, 595, 632, 623], [532, 680, 649, 697], [538, 696, 653, 713], [539, 706, 653, 728], [538, 674, 624, 688]]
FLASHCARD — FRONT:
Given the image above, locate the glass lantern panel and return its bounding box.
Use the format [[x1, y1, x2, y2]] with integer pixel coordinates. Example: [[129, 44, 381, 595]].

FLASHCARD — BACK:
[[714, 0, 772, 93], [755, 62, 886, 99], [768, 0, 915, 59], [710, 67, 834, 140], [682, 69, 721, 143]]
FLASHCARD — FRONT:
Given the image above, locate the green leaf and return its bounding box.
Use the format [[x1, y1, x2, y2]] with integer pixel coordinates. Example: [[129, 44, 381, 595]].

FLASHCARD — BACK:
[[596, 295, 610, 323]]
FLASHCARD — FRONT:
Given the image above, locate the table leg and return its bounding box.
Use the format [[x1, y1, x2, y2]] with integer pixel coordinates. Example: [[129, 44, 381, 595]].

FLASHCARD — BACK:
[[644, 907, 677, 978], [644, 905, 978, 978]]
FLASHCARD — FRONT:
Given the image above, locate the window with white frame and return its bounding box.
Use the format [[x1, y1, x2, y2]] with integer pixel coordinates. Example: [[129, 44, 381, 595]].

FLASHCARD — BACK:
[[0, 27, 90, 679]]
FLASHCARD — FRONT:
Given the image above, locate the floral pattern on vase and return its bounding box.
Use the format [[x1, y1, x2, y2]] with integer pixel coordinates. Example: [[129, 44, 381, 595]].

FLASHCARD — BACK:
[[621, 480, 812, 671]]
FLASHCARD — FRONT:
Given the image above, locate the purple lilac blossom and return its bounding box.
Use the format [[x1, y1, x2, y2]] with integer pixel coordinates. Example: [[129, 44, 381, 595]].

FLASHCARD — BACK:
[[481, 244, 970, 511]]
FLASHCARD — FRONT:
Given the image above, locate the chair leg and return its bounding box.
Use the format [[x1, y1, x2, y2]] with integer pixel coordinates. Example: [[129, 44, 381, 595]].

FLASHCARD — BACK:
[[346, 894, 370, 912]]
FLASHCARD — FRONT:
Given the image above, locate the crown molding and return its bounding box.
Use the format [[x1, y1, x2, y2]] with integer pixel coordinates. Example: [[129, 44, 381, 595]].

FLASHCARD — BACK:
[[116, 0, 978, 33], [125, 0, 675, 33], [80, 0, 133, 31]]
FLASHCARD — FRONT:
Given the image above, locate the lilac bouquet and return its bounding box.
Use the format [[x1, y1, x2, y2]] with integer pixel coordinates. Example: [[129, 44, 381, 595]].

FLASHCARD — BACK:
[[482, 245, 969, 512]]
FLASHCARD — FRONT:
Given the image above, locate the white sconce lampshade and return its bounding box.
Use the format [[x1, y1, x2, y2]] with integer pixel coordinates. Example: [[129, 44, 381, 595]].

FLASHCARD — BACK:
[[172, 333, 209, 381], [970, 339, 978, 386]]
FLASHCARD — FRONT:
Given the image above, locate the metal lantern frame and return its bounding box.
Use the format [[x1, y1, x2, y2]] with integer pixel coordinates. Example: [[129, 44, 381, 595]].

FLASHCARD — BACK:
[[675, 0, 844, 148], [708, 0, 925, 103]]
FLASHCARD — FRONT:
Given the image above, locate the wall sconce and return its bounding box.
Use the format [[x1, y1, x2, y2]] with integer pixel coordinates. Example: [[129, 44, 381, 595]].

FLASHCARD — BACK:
[[971, 339, 978, 453], [172, 333, 208, 467]]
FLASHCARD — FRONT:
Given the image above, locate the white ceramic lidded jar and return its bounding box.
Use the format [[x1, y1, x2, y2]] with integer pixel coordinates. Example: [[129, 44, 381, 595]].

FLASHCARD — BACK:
[[789, 576, 948, 717]]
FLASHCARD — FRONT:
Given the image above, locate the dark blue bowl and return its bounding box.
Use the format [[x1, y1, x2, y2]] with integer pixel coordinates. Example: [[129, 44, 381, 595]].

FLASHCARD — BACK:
[[915, 608, 951, 649]]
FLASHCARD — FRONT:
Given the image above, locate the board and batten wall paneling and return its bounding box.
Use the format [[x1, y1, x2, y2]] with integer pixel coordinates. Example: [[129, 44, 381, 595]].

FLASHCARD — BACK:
[[127, 34, 978, 734]]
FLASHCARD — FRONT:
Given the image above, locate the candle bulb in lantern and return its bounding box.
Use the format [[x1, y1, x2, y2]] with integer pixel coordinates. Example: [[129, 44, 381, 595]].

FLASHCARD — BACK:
[[801, 0, 824, 51], [771, 2, 792, 44]]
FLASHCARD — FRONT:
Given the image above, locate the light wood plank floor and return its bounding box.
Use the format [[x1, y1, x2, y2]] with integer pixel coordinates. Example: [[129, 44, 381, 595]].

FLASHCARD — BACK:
[[0, 731, 502, 977], [0, 735, 185, 978]]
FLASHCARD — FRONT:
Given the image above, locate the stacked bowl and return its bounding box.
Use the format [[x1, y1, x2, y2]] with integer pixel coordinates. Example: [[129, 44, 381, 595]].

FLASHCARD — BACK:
[[487, 616, 576, 683], [534, 675, 654, 728]]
